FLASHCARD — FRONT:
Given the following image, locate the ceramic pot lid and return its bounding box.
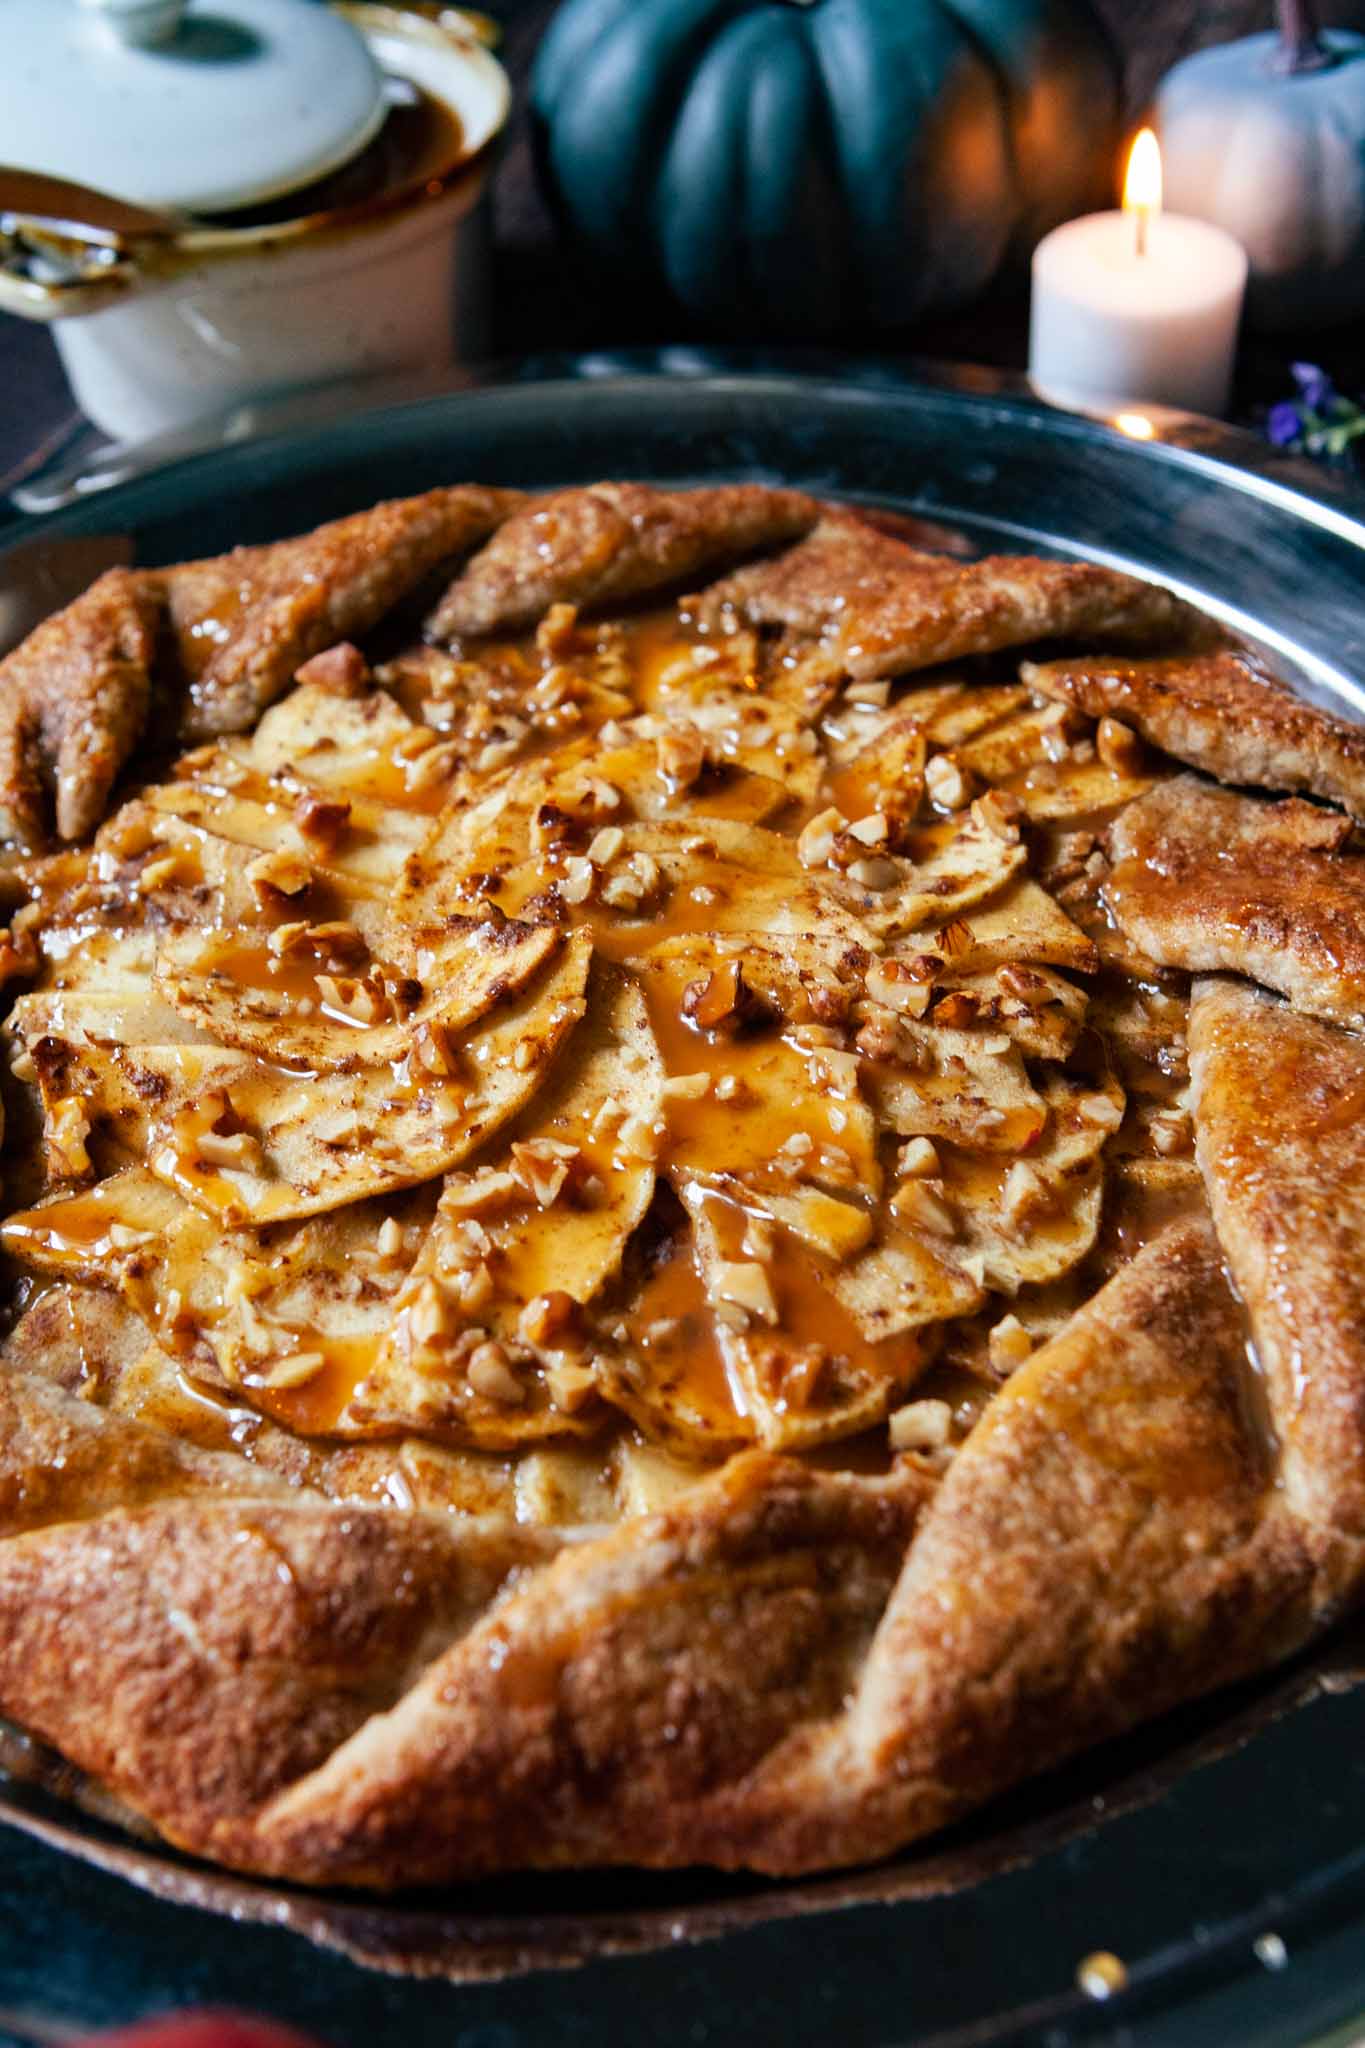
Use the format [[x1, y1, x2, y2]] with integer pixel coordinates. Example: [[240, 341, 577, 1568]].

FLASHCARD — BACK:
[[2, 0, 387, 215]]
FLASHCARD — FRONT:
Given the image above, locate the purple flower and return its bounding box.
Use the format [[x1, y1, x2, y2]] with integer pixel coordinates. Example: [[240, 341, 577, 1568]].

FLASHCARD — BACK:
[[1291, 361, 1335, 412], [1266, 400, 1303, 448]]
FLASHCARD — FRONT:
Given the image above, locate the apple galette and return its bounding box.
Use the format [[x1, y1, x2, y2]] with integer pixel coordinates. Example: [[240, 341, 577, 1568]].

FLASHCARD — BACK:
[[0, 480, 1362, 1889]]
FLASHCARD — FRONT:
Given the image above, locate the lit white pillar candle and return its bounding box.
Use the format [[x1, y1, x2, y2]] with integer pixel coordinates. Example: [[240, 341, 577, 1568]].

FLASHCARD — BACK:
[[1028, 130, 1248, 418]]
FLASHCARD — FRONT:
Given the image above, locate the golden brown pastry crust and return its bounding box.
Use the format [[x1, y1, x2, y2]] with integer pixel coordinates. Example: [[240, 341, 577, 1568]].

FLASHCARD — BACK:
[[1023, 649, 1365, 820], [0, 487, 520, 846], [0, 568, 159, 846], [695, 511, 1206, 681], [0, 1221, 1354, 1887], [1190, 978, 1365, 1540], [167, 484, 522, 738], [1105, 776, 1365, 1028], [428, 482, 820, 639], [1, 480, 1364, 1896]]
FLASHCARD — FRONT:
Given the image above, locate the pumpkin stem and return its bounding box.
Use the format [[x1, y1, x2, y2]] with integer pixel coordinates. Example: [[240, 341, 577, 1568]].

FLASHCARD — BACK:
[[1272, 0, 1334, 72]]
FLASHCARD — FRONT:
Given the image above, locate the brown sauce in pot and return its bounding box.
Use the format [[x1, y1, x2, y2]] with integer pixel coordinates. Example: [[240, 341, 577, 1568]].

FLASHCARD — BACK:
[[204, 83, 465, 229]]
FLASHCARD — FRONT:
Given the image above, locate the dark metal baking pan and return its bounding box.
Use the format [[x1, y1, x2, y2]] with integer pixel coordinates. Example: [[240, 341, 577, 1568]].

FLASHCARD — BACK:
[[2, 351, 1365, 2045]]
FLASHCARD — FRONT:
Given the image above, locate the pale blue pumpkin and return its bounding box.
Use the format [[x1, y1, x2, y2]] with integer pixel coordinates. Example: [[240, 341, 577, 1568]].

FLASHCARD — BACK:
[[1156, 17, 1365, 329], [531, 0, 1119, 336]]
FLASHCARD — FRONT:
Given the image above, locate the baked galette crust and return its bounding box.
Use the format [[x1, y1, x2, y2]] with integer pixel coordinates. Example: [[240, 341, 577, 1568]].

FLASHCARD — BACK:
[[0, 480, 1363, 1891]]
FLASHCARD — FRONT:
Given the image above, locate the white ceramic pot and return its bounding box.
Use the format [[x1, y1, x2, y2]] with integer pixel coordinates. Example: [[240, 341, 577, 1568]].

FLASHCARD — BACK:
[[0, 5, 509, 441]]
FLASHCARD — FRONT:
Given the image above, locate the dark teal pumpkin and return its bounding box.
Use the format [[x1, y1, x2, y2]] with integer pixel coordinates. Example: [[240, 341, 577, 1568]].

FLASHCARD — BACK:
[[531, 0, 1120, 334]]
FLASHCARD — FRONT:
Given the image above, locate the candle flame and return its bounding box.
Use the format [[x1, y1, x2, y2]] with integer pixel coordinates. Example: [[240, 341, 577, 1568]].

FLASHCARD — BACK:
[[1123, 129, 1163, 218], [1114, 411, 1157, 441]]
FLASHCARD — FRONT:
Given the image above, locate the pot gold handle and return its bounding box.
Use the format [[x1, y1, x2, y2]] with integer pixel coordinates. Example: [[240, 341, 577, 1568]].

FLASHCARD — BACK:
[[448, 8, 500, 46], [375, 4, 500, 47], [0, 166, 173, 322]]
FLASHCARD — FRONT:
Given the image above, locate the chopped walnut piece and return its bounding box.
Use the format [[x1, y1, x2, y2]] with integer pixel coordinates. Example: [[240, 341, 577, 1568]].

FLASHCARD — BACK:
[[446, 1215, 492, 1261], [536, 601, 580, 659], [406, 1277, 450, 1350], [293, 792, 352, 854], [798, 807, 845, 869], [266, 920, 312, 960], [532, 801, 577, 853], [196, 1127, 265, 1173], [453, 1261, 495, 1313], [561, 856, 596, 905], [1096, 715, 1146, 775], [847, 855, 901, 892], [998, 963, 1050, 1002], [848, 813, 890, 847], [890, 1177, 958, 1236], [413, 1018, 458, 1076], [601, 852, 661, 911], [657, 725, 707, 789], [519, 1290, 579, 1349], [468, 1341, 526, 1406], [0, 921, 38, 986], [989, 1313, 1034, 1374], [545, 1359, 598, 1412], [971, 790, 1024, 843], [935, 918, 974, 961], [662, 1071, 711, 1103], [682, 959, 774, 1037], [854, 1008, 902, 1062], [313, 1106, 370, 1146], [1077, 1091, 1124, 1133], [106, 1222, 154, 1252], [713, 1260, 779, 1328], [866, 958, 934, 1019], [843, 678, 891, 709], [46, 1096, 93, 1179], [584, 776, 622, 814], [262, 1350, 327, 1390], [1001, 1159, 1053, 1231], [511, 1136, 580, 1208], [777, 1345, 830, 1410], [889, 1398, 953, 1452], [1044, 829, 1098, 885], [394, 726, 439, 762], [294, 642, 370, 695], [307, 920, 368, 966], [931, 991, 980, 1029], [442, 1167, 520, 1213], [136, 851, 186, 893], [530, 663, 583, 714], [808, 1044, 862, 1096], [587, 824, 625, 867], [246, 848, 311, 902], [317, 974, 384, 1026], [476, 717, 529, 774], [105, 813, 156, 859], [925, 752, 974, 811], [1150, 1107, 1193, 1156], [897, 1136, 940, 1179], [406, 740, 461, 793]]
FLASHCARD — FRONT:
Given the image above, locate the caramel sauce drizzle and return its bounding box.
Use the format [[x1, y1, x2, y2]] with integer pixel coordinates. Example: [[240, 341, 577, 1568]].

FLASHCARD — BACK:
[[5, 599, 1198, 1469]]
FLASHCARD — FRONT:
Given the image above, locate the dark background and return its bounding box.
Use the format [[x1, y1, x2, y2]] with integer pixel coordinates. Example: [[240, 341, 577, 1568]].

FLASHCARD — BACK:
[[5, 0, 1365, 496], [484, 0, 1365, 371]]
